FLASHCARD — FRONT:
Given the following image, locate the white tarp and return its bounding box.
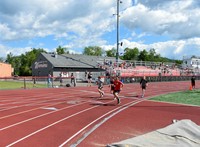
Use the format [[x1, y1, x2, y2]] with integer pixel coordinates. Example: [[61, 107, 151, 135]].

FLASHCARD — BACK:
[[107, 119, 200, 147]]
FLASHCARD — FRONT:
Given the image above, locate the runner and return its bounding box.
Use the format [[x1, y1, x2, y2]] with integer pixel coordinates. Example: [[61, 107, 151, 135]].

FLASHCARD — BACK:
[[96, 76, 104, 98], [113, 76, 124, 104], [109, 77, 115, 94], [140, 76, 148, 98]]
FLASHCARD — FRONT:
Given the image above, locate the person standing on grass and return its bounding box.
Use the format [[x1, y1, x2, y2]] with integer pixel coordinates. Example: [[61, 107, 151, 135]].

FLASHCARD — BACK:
[[113, 76, 124, 104], [140, 76, 148, 98], [191, 75, 196, 89], [96, 76, 104, 98]]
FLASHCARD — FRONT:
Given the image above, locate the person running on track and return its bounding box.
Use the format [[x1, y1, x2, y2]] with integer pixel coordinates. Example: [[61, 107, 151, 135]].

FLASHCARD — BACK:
[[96, 76, 104, 98], [109, 77, 115, 94], [140, 76, 148, 98], [113, 76, 124, 104]]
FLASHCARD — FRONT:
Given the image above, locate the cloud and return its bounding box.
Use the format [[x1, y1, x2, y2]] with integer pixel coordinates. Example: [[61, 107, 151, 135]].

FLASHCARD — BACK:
[[0, 0, 200, 60], [120, 37, 200, 60], [121, 0, 200, 39]]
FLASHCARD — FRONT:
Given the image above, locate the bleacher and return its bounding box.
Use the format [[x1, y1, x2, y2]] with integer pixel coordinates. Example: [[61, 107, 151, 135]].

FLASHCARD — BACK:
[[106, 61, 181, 77]]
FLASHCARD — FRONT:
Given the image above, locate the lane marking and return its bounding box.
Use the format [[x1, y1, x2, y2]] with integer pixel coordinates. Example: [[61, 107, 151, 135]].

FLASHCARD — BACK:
[[0, 90, 85, 110], [0, 101, 89, 131], [60, 99, 146, 147], [0, 97, 71, 120], [0, 92, 90, 119], [6, 103, 103, 147], [42, 107, 58, 111]]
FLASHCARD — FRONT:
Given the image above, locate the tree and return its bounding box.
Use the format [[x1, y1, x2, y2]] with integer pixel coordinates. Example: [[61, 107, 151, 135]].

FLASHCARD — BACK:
[[138, 50, 148, 61], [56, 46, 69, 55], [6, 53, 21, 75], [83, 46, 103, 56], [148, 48, 156, 61], [106, 48, 116, 57], [6, 48, 46, 76], [123, 47, 139, 60]]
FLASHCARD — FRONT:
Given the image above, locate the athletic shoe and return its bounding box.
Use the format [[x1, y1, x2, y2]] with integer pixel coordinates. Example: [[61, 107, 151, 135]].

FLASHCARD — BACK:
[[100, 92, 104, 98], [117, 98, 121, 104]]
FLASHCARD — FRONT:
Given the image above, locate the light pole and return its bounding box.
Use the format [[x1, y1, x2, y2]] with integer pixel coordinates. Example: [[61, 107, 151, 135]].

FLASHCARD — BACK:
[[115, 0, 122, 65]]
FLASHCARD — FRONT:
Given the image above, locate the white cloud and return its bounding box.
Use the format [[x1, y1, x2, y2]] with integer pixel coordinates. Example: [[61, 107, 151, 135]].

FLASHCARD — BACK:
[[121, 0, 200, 39], [0, 0, 200, 60], [120, 37, 200, 60]]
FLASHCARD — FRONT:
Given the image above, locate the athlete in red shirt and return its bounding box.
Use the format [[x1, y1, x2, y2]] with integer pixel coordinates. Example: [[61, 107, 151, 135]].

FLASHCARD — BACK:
[[113, 76, 124, 104]]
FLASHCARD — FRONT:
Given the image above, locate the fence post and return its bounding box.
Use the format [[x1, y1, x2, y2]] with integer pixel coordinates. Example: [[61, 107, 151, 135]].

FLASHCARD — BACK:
[[24, 77, 26, 89]]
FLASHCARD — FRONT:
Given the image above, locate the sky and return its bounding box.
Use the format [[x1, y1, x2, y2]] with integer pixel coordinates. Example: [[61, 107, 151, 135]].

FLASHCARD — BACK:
[[1, 0, 200, 60]]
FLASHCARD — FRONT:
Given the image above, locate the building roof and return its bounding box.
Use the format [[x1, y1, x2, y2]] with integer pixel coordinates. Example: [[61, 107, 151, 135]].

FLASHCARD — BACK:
[[41, 53, 119, 68]]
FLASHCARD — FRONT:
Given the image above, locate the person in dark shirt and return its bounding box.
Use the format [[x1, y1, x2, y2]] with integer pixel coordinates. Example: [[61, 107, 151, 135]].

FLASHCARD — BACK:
[[71, 73, 76, 87], [140, 76, 148, 98], [109, 77, 115, 94], [87, 72, 92, 87], [96, 76, 104, 98], [191, 76, 195, 89]]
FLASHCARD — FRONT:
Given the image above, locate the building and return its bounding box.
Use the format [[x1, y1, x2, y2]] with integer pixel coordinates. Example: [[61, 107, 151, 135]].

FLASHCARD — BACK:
[[182, 56, 200, 69], [0, 62, 13, 77], [32, 52, 118, 80], [181, 55, 200, 75]]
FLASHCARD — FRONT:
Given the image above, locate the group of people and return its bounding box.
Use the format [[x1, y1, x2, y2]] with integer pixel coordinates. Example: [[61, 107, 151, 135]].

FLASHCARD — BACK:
[[96, 76, 124, 104], [96, 75, 148, 105]]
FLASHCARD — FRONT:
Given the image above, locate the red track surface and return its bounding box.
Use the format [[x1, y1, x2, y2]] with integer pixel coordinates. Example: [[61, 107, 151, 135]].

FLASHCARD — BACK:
[[0, 81, 200, 146]]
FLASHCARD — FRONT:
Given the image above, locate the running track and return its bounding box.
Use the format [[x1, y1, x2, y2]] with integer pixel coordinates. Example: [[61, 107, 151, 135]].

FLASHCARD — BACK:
[[0, 81, 200, 146]]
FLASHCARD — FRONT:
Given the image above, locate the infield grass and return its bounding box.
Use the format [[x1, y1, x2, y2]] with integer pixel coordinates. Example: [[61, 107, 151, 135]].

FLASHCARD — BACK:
[[150, 89, 200, 106]]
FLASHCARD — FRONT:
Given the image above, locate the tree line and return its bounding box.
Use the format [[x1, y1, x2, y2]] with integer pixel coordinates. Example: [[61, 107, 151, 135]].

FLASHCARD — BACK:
[[4, 45, 182, 76]]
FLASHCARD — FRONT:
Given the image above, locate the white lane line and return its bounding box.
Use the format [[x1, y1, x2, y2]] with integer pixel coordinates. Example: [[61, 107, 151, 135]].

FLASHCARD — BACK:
[[42, 107, 58, 111], [0, 93, 60, 106], [0, 101, 89, 131], [0, 97, 71, 120], [0, 96, 65, 112], [0, 91, 83, 111], [6, 103, 102, 147], [0, 91, 88, 118], [60, 99, 145, 147]]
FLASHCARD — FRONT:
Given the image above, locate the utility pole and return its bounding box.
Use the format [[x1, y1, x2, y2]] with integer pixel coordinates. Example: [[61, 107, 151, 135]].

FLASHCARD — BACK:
[[115, 0, 122, 65]]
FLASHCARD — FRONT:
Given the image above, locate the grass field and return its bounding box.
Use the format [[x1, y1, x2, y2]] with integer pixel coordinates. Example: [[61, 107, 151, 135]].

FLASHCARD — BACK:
[[150, 89, 200, 106], [0, 81, 47, 89]]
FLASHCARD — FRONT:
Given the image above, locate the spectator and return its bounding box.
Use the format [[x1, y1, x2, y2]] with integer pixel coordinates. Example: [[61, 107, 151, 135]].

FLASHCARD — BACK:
[[191, 75, 196, 89], [71, 73, 76, 87], [87, 72, 92, 87], [47, 73, 52, 88], [59, 72, 63, 86]]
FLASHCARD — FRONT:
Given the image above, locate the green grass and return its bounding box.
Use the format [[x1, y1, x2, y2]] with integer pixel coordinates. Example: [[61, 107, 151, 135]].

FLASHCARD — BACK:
[[0, 81, 47, 89], [150, 89, 200, 106]]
